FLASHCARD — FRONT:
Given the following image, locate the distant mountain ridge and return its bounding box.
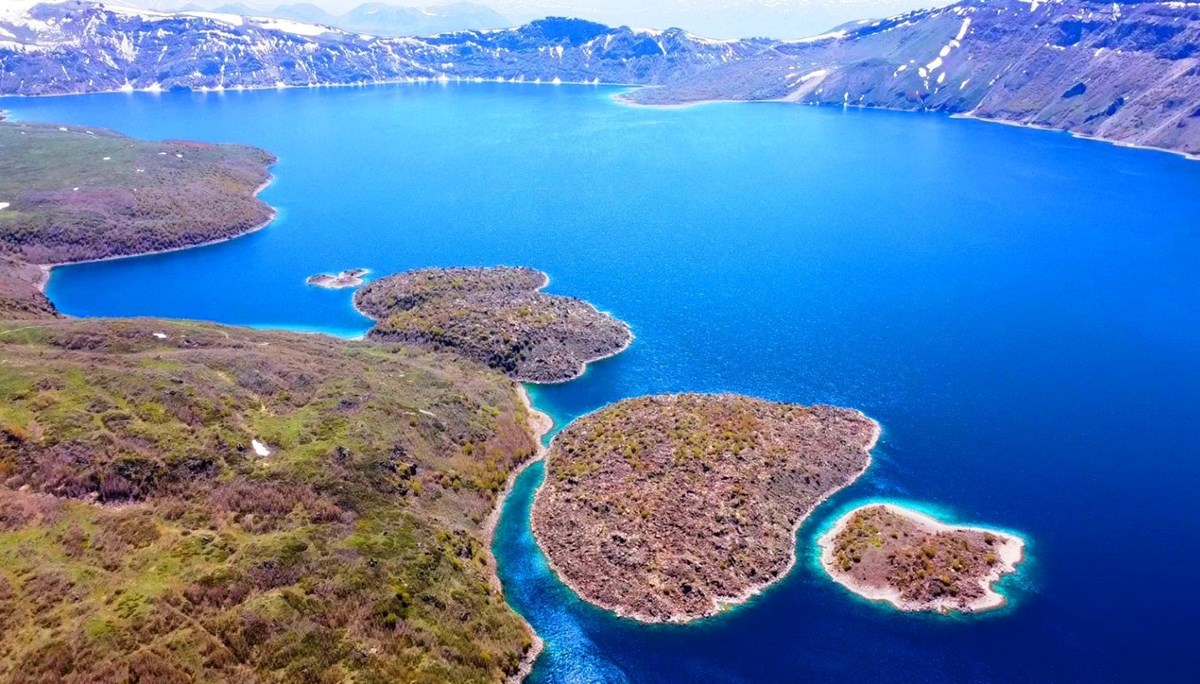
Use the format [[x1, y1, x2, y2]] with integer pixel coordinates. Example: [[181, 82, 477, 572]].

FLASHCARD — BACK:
[[203, 2, 512, 37], [1, 0, 1197, 156], [624, 0, 1200, 156], [0, 2, 760, 94]]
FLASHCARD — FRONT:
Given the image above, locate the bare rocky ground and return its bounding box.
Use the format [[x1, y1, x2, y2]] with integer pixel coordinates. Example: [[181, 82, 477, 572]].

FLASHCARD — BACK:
[[819, 504, 1025, 613], [0, 257, 56, 319], [624, 0, 1200, 157], [357, 266, 633, 383], [532, 394, 880, 622]]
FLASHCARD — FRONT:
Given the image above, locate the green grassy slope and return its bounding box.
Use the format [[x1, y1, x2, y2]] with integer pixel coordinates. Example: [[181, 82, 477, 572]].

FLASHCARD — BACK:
[[0, 120, 275, 265], [0, 318, 538, 683]]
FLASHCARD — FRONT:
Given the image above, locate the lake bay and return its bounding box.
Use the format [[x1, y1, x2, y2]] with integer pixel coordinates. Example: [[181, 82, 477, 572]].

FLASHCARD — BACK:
[[11, 83, 1200, 682]]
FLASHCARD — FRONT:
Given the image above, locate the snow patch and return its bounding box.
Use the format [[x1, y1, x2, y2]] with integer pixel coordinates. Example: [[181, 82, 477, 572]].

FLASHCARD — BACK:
[[792, 29, 848, 44], [251, 17, 331, 37], [956, 17, 972, 42], [182, 11, 244, 26]]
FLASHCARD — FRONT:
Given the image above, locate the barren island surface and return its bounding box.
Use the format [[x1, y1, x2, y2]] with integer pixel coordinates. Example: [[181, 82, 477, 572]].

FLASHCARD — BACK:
[[356, 266, 632, 383], [819, 504, 1025, 613], [531, 394, 880, 622], [306, 268, 369, 289]]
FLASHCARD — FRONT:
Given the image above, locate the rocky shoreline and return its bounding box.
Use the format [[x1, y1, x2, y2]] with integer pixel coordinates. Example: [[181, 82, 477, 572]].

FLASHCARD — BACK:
[[530, 394, 880, 623], [306, 268, 370, 289], [818, 503, 1025, 614], [356, 266, 633, 383], [484, 385, 553, 683]]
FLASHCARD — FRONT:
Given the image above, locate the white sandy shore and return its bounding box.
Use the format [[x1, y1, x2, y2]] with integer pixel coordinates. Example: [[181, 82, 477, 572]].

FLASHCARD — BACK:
[[613, 91, 741, 110], [612, 88, 1199, 162], [817, 502, 1026, 614], [951, 111, 1200, 162], [528, 411, 882, 625], [0, 77, 638, 103]]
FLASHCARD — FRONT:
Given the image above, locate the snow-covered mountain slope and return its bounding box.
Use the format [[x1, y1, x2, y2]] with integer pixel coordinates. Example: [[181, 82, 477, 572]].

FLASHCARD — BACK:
[[199, 2, 514, 37], [625, 0, 1200, 156], [0, 1, 762, 95], [2, 1, 1198, 156]]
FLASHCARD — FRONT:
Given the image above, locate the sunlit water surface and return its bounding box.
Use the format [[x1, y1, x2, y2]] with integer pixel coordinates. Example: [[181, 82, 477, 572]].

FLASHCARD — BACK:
[[10, 83, 1200, 682]]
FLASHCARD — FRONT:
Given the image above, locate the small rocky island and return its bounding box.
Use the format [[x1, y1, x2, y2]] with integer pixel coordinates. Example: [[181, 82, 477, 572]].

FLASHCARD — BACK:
[[355, 266, 633, 383], [531, 394, 880, 622], [819, 504, 1025, 613], [307, 268, 369, 289]]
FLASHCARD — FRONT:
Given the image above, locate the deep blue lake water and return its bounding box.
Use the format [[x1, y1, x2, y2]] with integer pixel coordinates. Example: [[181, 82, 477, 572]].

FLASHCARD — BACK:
[[8, 83, 1200, 682]]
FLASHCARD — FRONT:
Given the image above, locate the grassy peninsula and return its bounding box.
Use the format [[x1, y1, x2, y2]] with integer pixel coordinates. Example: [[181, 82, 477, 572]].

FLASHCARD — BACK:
[[819, 504, 1025, 613], [0, 118, 275, 320], [0, 120, 275, 265], [356, 267, 633, 383], [0, 318, 541, 682], [531, 394, 880, 622], [0, 120, 546, 681]]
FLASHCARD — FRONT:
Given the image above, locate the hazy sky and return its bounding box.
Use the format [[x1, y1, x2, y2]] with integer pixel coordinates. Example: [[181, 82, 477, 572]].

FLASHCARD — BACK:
[[132, 1, 954, 39]]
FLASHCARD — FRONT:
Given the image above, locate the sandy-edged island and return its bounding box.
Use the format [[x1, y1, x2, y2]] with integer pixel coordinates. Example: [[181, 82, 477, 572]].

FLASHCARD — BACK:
[[306, 268, 369, 289], [356, 266, 633, 383], [818, 503, 1025, 614], [531, 393, 880, 623]]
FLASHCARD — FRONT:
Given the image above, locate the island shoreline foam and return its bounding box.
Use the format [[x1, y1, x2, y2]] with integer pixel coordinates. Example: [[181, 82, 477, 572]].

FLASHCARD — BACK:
[[817, 502, 1026, 614], [526, 401, 882, 625]]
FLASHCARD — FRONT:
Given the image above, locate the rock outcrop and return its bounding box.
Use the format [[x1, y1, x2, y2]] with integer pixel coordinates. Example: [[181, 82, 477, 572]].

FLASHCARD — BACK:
[[623, 0, 1200, 157], [356, 266, 632, 383], [532, 394, 879, 622], [819, 503, 1025, 613]]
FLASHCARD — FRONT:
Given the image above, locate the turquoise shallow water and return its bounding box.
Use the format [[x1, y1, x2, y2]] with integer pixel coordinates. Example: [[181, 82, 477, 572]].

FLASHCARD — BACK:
[[9, 83, 1200, 681]]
